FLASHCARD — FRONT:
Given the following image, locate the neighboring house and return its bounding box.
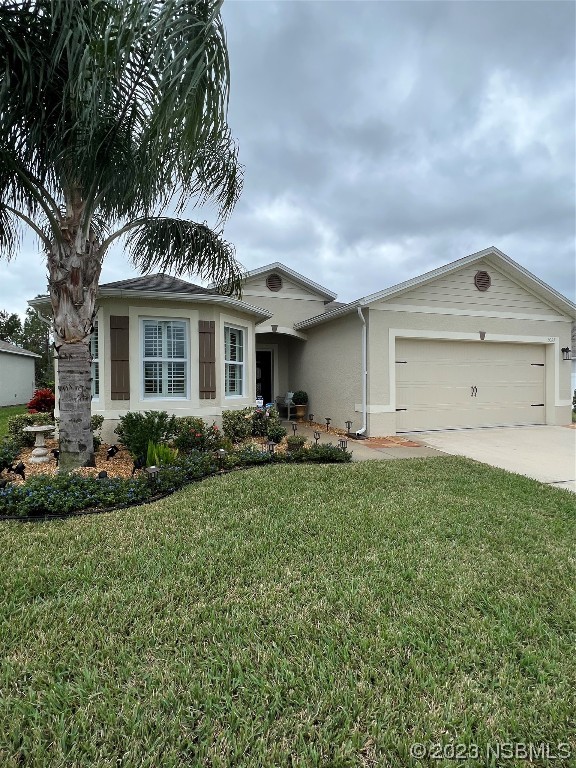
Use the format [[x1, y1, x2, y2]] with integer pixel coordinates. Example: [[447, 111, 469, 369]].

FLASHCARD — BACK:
[[570, 323, 576, 397], [0, 340, 39, 407], [29, 246, 576, 440]]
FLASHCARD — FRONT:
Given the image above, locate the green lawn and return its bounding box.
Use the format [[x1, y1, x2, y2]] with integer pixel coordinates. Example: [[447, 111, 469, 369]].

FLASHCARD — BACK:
[[1, 458, 574, 767], [0, 404, 26, 439]]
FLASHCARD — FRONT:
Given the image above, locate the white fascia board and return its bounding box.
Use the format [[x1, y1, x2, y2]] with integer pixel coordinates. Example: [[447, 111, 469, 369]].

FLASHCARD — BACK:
[[298, 246, 576, 328], [359, 247, 576, 318], [233, 262, 337, 301], [29, 290, 273, 321], [0, 348, 41, 358], [294, 301, 360, 329]]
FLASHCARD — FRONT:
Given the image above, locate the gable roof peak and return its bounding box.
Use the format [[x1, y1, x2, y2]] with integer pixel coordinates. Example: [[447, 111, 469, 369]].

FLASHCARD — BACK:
[[240, 262, 337, 301]]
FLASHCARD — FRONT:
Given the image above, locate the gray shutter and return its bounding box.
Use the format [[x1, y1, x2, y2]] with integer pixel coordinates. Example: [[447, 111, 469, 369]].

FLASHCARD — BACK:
[[110, 315, 130, 400], [199, 320, 216, 399]]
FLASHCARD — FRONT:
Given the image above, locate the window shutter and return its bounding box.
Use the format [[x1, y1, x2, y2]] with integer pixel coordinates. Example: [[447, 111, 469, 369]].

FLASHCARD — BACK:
[[199, 320, 216, 399], [110, 315, 130, 400]]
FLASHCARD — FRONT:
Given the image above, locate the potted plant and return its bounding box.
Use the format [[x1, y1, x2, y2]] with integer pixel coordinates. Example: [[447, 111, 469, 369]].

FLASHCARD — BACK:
[[291, 390, 308, 422]]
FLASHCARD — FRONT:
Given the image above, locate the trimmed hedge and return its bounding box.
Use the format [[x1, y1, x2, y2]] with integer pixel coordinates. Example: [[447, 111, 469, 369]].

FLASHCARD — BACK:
[[0, 444, 351, 518]]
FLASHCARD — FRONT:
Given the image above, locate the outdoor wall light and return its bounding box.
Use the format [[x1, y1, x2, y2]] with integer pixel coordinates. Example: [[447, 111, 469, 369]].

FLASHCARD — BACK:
[[313, 430, 321, 445], [325, 417, 331, 431], [561, 347, 572, 361], [338, 437, 348, 451]]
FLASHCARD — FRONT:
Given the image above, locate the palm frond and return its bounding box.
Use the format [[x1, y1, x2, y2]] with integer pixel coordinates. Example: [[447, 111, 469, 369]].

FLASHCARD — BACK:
[[124, 217, 244, 297]]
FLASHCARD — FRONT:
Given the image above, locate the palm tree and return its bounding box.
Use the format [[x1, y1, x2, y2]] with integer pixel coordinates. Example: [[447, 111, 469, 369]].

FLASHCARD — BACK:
[[0, 0, 243, 472]]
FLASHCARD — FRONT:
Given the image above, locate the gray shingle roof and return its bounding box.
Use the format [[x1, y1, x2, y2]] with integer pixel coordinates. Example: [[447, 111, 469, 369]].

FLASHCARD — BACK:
[[99, 273, 213, 295], [0, 339, 39, 357]]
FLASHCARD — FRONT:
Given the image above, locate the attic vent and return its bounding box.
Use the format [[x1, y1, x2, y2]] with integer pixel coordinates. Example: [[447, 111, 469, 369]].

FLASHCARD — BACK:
[[474, 270, 491, 292], [266, 273, 283, 292]]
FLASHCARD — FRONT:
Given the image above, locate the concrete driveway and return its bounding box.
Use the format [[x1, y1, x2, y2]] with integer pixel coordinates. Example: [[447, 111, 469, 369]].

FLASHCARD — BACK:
[[416, 425, 576, 492]]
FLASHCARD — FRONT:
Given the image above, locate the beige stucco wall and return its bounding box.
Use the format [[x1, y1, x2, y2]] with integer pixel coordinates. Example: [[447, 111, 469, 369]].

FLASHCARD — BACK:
[[387, 260, 566, 315], [366, 298, 573, 435], [0, 352, 36, 406], [288, 313, 363, 432], [243, 274, 329, 329], [88, 298, 258, 443]]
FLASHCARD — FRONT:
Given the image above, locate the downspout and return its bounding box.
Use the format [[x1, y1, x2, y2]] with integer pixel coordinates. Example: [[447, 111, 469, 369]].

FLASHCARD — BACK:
[[356, 305, 367, 437]]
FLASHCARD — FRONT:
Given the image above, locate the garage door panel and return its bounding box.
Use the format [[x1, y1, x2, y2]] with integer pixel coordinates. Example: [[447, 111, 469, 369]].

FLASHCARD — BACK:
[[395, 339, 546, 431]]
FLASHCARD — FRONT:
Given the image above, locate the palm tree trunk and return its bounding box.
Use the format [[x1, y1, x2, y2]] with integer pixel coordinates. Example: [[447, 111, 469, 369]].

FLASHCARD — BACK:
[[48, 230, 101, 472]]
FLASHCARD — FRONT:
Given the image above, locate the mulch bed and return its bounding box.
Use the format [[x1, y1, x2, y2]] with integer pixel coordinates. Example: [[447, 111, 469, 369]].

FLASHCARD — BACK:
[[305, 421, 422, 448], [10, 441, 137, 484]]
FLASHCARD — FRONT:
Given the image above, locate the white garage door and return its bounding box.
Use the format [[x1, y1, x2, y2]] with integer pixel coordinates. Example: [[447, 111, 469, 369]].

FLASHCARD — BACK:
[[395, 339, 546, 432]]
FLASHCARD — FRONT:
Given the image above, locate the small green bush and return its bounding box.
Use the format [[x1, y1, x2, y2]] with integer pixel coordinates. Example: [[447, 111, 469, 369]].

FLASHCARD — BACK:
[[267, 423, 287, 443], [286, 435, 307, 451], [286, 443, 352, 463], [174, 417, 223, 453], [91, 414, 104, 450], [115, 411, 178, 459], [7, 412, 55, 447], [146, 440, 179, 467], [222, 409, 253, 443], [0, 439, 20, 472], [223, 406, 286, 444], [0, 473, 150, 516]]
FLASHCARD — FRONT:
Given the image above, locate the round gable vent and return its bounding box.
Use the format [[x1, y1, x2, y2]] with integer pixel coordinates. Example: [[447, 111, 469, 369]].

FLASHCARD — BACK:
[[474, 270, 491, 292], [266, 273, 283, 292]]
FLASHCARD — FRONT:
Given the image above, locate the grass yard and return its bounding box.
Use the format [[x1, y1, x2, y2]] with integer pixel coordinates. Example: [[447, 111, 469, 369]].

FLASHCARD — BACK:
[[1, 457, 574, 767], [0, 404, 26, 439]]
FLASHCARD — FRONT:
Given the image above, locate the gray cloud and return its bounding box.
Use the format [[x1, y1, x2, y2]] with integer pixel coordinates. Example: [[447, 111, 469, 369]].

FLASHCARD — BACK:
[[1, 0, 574, 318]]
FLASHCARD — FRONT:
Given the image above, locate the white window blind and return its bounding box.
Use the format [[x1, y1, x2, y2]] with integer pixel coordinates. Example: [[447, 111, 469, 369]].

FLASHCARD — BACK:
[[142, 320, 187, 398]]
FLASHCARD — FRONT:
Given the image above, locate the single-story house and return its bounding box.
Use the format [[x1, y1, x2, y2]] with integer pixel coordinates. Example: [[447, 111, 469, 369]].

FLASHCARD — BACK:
[[0, 340, 39, 407], [29, 246, 576, 441]]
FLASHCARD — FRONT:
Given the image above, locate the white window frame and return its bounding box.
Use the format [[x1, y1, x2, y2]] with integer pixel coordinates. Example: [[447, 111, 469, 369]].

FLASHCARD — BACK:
[[224, 325, 245, 398], [90, 322, 100, 400], [141, 318, 189, 400]]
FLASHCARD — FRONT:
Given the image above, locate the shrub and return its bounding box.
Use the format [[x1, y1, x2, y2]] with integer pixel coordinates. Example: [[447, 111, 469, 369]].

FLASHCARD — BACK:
[[27, 388, 55, 414], [0, 473, 150, 517], [233, 444, 272, 466], [222, 409, 253, 443], [174, 417, 223, 453], [222, 406, 286, 444], [291, 390, 308, 405], [7, 412, 55, 447], [286, 435, 307, 451], [0, 439, 20, 473], [115, 411, 178, 459], [267, 424, 287, 443], [146, 440, 179, 467], [287, 443, 352, 463], [91, 414, 104, 451]]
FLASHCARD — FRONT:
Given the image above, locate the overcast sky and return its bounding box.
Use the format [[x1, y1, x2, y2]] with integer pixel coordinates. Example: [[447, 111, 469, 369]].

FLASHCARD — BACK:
[[1, 0, 574, 318]]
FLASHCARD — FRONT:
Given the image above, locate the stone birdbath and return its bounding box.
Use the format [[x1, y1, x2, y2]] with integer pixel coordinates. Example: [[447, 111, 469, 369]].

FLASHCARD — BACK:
[[23, 425, 56, 464]]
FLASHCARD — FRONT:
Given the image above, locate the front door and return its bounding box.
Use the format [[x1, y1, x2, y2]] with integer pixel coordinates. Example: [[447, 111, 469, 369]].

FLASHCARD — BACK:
[[256, 350, 273, 404]]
